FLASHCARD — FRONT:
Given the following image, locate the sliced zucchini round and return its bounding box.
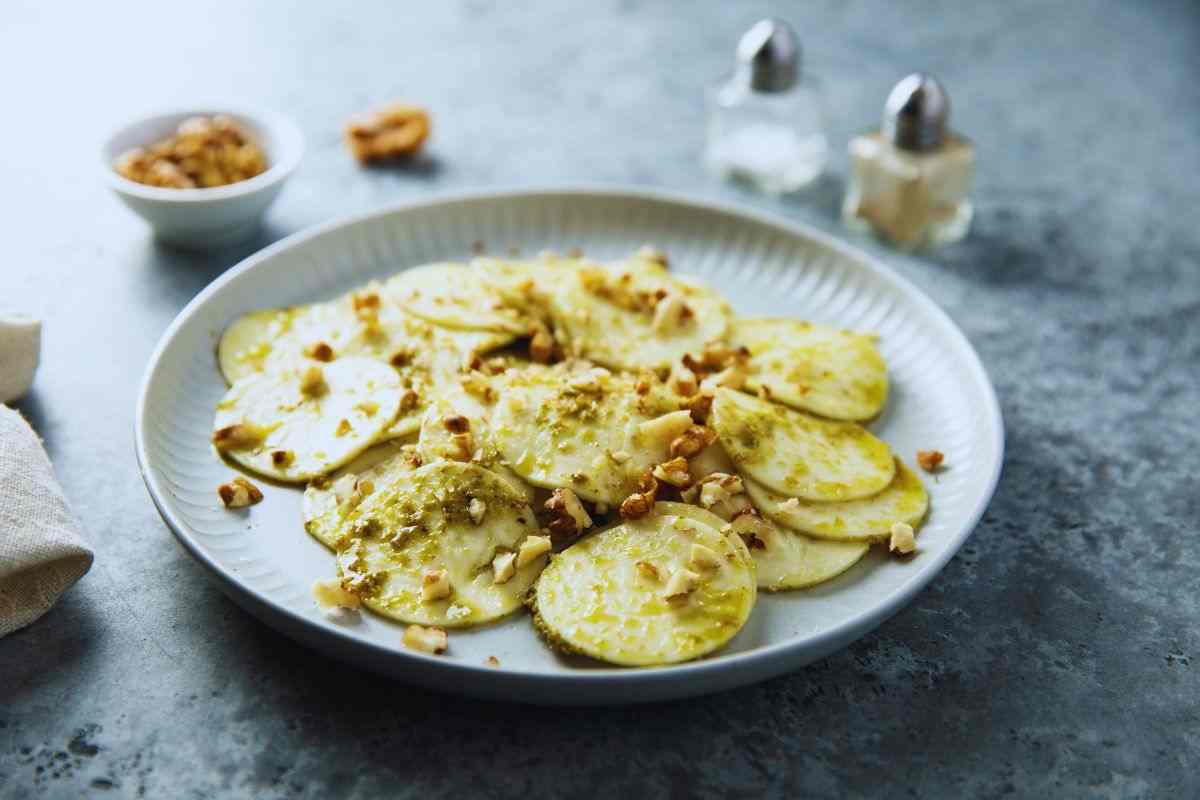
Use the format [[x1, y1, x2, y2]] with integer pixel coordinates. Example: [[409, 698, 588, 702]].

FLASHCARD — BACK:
[[490, 364, 689, 504], [733, 318, 888, 421], [710, 387, 895, 502], [744, 459, 928, 542], [750, 525, 869, 591], [335, 461, 545, 628], [302, 439, 421, 550], [531, 502, 756, 666], [549, 257, 732, 371], [386, 261, 537, 334], [213, 357, 402, 482]]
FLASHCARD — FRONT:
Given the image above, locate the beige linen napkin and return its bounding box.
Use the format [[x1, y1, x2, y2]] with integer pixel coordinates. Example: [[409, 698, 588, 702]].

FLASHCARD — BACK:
[[0, 406, 93, 637]]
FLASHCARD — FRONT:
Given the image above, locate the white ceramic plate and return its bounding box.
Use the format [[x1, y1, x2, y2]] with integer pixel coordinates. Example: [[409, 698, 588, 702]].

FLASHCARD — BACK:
[[136, 188, 1003, 704]]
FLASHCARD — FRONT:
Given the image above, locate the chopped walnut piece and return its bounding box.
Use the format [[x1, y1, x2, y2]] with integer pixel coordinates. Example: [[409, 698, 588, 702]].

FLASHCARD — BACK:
[[729, 512, 773, 550], [447, 432, 474, 462], [270, 449, 295, 468], [698, 473, 744, 508], [635, 561, 662, 582], [517, 535, 552, 567], [421, 568, 452, 602], [492, 551, 517, 584], [652, 457, 692, 488], [687, 390, 715, 423], [346, 103, 431, 163], [331, 473, 359, 505], [636, 410, 695, 449], [403, 624, 448, 655], [670, 425, 717, 459], [217, 477, 263, 508], [443, 415, 471, 434], [916, 450, 945, 472], [652, 293, 693, 334], [114, 115, 267, 189], [689, 543, 722, 571], [635, 245, 668, 267], [669, 361, 699, 396], [662, 568, 701, 600], [485, 655, 501, 667], [312, 578, 361, 621], [212, 422, 269, 451], [545, 488, 594, 540], [399, 389, 420, 412], [334, 418, 353, 437], [889, 522, 916, 554], [529, 323, 555, 364], [300, 366, 327, 397], [468, 497, 487, 525], [778, 497, 802, 513], [699, 364, 747, 392], [304, 341, 334, 362], [389, 348, 413, 368], [619, 472, 659, 519]]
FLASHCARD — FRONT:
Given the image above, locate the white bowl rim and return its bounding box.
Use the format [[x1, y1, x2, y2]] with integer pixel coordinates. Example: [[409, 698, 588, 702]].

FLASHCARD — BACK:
[[134, 184, 1004, 693], [100, 105, 304, 203]]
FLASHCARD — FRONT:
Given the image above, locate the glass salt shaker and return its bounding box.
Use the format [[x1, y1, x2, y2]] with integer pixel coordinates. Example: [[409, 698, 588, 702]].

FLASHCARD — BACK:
[[705, 18, 828, 194], [842, 73, 974, 250]]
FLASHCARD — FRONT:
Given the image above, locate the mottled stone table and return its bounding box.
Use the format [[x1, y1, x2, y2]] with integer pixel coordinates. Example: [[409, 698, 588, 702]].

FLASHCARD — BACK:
[[2, 1, 1197, 797]]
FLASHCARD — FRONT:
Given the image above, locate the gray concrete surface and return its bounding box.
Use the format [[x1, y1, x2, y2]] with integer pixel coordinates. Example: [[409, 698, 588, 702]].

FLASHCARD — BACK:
[[2, 1, 1197, 797]]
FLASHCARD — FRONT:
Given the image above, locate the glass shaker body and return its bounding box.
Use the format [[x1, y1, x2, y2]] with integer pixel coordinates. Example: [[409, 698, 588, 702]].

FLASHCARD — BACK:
[[842, 132, 974, 250], [705, 76, 828, 195]]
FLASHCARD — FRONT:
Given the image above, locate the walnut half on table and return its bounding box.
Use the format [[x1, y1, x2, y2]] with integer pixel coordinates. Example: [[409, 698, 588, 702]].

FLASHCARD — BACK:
[[344, 103, 431, 163]]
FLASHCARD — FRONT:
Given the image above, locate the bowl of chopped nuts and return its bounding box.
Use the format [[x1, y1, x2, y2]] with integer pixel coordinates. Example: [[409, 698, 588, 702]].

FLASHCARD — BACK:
[[102, 107, 303, 249]]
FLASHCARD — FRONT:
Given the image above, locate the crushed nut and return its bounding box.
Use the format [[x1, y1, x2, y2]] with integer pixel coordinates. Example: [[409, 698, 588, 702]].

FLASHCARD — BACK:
[[114, 115, 267, 189], [300, 366, 327, 397], [403, 624, 448, 654], [651, 293, 691, 334], [355, 400, 380, 417], [492, 551, 517, 584], [346, 103, 431, 163], [389, 348, 414, 368], [421, 568, 452, 602], [699, 364, 747, 393], [335, 418, 353, 437], [270, 449, 295, 468], [447, 432, 474, 462], [652, 456, 693, 488], [468, 497, 487, 525], [566, 366, 610, 393], [698, 473, 744, 508], [635, 245, 668, 267], [778, 497, 802, 513], [545, 487, 594, 540], [663, 568, 701, 600], [529, 323, 555, 364], [687, 390, 715, 423], [485, 655, 501, 667], [916, 450, 945, 472], [689, 543, 722, 571], [311, 579, 361, 620], [443, 415, 471, 434], [635, 561, 662, 582], [619, 472, 659, 519], [217, 476, 263, 508], [399, 389, 420, 412], [635, 410, 695, 450], [729, 512, 773, 550], [212, 422, 269, 451], [889, 522, 916, 554], [670, 425, 717, 459], [516, 535, 552, 567], [332, 473, 359, 506], [304, 341, 335, 362], [669, 361, 699, 396]]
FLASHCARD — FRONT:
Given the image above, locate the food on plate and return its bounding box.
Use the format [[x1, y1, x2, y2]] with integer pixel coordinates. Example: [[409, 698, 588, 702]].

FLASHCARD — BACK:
[[916, 449, 945, 472], [210, 248, 931, 666], [114, 115, 267, 189], [330, 461, 545, 628], [344, 102, 431, 163], [531, 502, 756, 666], [743, 459, 928, 542], [217, 476, 263, 508], [710, 387, 894, 502], [213, 357, 404, 482], [733, 318, 888, 421]]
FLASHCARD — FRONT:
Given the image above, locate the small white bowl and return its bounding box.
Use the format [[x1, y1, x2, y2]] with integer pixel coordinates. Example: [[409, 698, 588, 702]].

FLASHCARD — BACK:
[[102, 107, 303, 249]]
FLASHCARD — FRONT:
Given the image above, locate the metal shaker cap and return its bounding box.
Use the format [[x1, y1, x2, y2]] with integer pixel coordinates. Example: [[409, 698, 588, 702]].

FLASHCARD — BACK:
[[737, 18, 799, 93], [882, 73, 949, 152]]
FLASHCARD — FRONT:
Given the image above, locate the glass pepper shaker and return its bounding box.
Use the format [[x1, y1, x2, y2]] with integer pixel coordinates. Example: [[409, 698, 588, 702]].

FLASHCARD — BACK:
[[705, 18, 828, 194], [842, 73, 974, 250]]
